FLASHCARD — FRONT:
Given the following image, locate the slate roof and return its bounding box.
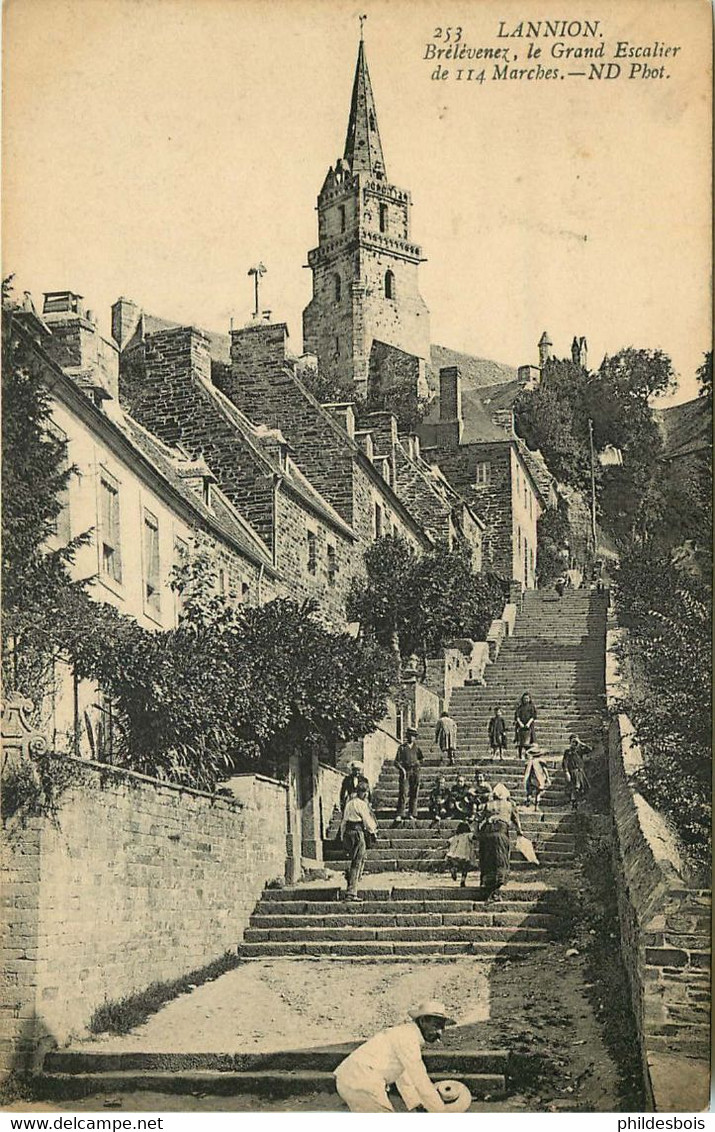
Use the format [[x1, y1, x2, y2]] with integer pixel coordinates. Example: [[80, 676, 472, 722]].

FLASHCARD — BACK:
[[428, 344, 517, 392]]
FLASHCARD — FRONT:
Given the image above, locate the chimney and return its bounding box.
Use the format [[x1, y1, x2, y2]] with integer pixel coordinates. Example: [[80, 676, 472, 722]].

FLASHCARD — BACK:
[[439, 366, 462, 423], [324, 402, 356, 440], [230, 320, 289, 383], [111, 297, 142, 351], [42, 290, 119, 400], [538, 331, 553, 368], [144, 326, 212, 389]]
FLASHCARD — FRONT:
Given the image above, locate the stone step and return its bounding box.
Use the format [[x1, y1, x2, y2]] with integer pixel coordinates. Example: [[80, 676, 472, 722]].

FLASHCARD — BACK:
[[249, 910, 557, 929], [35, 1068, 507, 1101], [327, 858, 565, 874], [244, 924, 550, 943], [373, 810, 576, 826], [44, 1047, 510, 1075], [363, 832, 576, 848], [239, 940, 543, 958], [256, 898, 560, 916], [261, 884, 562, 903]]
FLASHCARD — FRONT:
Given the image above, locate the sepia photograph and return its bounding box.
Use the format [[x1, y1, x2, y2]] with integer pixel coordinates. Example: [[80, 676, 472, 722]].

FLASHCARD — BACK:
[[1, 0, 712, 1119]]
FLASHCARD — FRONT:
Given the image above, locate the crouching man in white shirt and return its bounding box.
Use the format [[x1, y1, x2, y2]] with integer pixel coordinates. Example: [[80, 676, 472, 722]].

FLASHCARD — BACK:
[[334, 999, 455, 1113]]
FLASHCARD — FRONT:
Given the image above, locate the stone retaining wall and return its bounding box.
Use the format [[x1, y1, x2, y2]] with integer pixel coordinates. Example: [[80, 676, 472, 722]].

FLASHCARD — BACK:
[[608, 714, 710, 1111], [1, 755, 287, 1075]]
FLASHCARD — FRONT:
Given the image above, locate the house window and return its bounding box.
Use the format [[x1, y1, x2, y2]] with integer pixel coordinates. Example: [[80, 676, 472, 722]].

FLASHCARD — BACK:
[[143, 509, 161, 615], [241, 581, 250, 602], [327, 544, 337, 586], [339, 204, 346, 232], [379, 203, 388, 233], [333, 273, 341, 302], [99, 473, 122, 584], [475, 461, 491, 486], [47, 423, 71, 542], [384, 270, 395, 300], [374, 503, 383, 538], [307, 531, 317, 575]]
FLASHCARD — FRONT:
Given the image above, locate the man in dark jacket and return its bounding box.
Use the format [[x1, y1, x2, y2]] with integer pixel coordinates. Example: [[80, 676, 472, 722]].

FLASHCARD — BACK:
[[340, 761, 371, 810], [394, 728, 423, 825]]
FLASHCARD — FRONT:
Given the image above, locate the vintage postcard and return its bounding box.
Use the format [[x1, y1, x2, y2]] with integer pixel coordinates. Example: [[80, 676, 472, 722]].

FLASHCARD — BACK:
[[1, 0, 711, 1119]]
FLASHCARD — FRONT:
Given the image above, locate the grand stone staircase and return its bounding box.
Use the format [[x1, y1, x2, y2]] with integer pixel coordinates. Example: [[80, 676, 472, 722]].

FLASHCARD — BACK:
[[41, 590, 609, 1105]]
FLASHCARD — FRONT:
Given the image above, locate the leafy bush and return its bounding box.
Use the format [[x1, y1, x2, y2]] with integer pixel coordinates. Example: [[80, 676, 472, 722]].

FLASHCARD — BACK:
[[71, 548, 398, 789], [614, 548, 711, 870]]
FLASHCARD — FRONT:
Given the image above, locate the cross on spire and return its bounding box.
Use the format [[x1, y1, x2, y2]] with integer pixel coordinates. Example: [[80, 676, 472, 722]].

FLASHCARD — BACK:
[[359, 13, 366, 40]]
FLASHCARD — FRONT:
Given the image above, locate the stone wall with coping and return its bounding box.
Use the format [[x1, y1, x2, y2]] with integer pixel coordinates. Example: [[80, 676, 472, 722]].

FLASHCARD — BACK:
[[606, 626, 710, 1111], [1, 755, 287, 1075]]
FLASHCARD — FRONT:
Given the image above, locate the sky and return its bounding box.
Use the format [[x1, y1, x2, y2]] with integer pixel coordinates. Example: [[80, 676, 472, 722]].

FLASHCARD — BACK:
[[3, 0, 712, 403]]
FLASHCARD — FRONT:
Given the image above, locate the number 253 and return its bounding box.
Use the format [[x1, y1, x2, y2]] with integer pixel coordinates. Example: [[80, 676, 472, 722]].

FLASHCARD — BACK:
[[433, 26, 463, 42]]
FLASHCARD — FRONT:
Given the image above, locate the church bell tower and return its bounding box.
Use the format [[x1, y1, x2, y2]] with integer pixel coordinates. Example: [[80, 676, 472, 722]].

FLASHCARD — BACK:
[[302, 33, 430, 397]]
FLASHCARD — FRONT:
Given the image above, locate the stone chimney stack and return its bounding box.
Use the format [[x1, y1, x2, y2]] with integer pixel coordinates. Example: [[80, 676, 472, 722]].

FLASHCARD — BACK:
[[42, 290, 119, 401], [538, 331, 553, 368], [439, 365, 462, 423], [111, 297, 142, 351], [230, 321, 289, 384]]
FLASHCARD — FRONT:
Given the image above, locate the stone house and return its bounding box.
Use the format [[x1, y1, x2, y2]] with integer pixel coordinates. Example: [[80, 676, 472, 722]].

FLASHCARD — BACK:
[[10, 295, 281, 754], [421, 365, 546, 588]]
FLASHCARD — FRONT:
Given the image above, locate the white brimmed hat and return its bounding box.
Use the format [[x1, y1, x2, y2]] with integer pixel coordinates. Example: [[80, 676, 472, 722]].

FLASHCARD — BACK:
[[408, 999, 456, 1025]]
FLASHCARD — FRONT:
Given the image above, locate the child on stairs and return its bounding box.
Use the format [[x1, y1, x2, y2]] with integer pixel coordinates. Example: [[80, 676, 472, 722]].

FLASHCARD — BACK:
[[446, 821, 476, 887], [488, 706, 507, 760]]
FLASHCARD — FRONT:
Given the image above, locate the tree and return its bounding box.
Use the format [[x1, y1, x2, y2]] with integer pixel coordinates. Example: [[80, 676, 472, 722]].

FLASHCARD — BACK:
[[514, 359, 593, 491], [347, 536, 505, 673], [536, 499, 571, 586], [696, 350, 712, 408], [1, 299, 96, 704]]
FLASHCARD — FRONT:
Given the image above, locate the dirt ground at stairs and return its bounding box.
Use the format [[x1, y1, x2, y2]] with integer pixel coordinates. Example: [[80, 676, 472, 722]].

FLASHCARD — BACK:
[[69, 960, 490, 1056]]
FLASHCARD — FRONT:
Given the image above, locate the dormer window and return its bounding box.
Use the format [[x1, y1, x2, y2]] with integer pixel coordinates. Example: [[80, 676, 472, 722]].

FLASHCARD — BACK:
[[384, 270, 395, 300]]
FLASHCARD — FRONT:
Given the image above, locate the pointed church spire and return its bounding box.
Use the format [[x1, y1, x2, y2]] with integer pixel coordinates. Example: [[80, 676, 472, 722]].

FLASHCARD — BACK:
[[343, 31, 386, 178]]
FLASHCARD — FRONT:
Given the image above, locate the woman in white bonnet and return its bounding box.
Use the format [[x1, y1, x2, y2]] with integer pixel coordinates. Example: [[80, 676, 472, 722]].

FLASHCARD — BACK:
[[477, 782, 523, 901]]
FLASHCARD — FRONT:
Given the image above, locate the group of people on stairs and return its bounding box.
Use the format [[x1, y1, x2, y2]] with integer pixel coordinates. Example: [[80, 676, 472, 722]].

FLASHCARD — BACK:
[[336, 707, 592, 901]]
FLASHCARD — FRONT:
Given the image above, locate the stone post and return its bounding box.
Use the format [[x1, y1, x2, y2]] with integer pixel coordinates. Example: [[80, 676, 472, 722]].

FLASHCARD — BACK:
[[299, 752, 323, 866]]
